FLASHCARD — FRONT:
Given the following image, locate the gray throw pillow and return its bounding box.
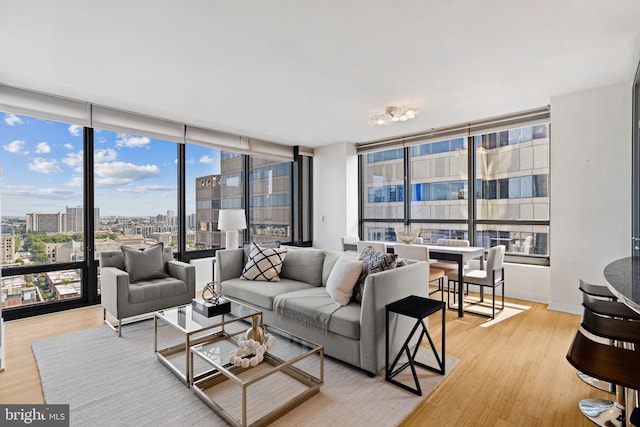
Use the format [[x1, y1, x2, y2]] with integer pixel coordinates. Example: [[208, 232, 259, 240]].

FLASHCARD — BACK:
[[121, 243, 168, 283], [280, 248, 326, 287]]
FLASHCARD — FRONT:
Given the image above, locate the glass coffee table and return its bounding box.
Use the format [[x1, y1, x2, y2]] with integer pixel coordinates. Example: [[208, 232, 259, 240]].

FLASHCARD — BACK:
[[190, 324, 324, 427], [154, 299, 262, 386]]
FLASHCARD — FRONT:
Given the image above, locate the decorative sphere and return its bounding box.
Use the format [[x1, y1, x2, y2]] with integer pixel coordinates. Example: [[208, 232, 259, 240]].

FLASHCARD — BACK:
[[256, 353, 264, 363], [233, 358, 242, 367], [241, 358, 250, 368], [250, 357, 259, 367]]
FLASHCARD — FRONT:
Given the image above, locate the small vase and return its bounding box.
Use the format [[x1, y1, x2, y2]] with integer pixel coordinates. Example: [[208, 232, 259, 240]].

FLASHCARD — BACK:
[[245, 314, 263, 344]]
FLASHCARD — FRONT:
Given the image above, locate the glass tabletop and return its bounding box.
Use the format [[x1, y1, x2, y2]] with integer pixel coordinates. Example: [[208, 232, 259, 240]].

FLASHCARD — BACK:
[[191, 324, 322, 383], [156, 299, 261, 334]]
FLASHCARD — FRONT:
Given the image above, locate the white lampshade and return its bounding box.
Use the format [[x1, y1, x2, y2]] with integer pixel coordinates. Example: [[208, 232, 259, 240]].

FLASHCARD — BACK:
[[218, 209, 247, 231]]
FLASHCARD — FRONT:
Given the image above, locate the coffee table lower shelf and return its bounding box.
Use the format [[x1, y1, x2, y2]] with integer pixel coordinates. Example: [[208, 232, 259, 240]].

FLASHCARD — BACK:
[[190, 325, 324, 427]]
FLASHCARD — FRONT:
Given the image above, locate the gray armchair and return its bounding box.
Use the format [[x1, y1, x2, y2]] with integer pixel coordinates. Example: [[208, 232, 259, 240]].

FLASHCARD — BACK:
[[100, 245, 196, 336]]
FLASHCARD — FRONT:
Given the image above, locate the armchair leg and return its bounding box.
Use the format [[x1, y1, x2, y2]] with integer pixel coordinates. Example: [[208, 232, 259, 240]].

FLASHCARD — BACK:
[[103, 308, 122, 337]]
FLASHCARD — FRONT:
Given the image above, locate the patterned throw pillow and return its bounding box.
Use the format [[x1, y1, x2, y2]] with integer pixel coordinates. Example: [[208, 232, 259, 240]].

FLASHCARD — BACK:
[[352, 246, 397, 302], [243, 240, 281, 264], [241, 243, 288, 282]]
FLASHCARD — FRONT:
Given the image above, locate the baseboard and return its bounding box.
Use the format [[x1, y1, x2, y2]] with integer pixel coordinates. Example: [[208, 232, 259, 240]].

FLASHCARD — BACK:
[[547, 302, 582, 315]]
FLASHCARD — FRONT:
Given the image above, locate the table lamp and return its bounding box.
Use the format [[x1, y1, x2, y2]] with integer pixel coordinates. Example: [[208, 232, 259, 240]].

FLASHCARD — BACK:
[[218, 209, 247, 249]]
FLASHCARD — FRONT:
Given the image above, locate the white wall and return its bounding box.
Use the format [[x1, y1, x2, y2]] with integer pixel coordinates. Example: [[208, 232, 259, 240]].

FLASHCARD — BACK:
[[549, 82, 632, 314], [313, 142, 359, 250]]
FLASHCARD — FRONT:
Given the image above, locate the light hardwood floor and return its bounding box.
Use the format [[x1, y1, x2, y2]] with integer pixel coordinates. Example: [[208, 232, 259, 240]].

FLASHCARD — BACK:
[[0, 297, 607, 426]]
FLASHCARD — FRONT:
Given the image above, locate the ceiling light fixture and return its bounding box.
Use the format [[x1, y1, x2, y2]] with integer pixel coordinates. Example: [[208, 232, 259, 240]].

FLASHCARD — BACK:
[[369, 105, 419, 126]]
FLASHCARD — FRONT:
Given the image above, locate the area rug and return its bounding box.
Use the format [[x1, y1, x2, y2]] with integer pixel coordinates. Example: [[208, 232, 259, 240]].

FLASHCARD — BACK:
[[32, 320, 457, 427]]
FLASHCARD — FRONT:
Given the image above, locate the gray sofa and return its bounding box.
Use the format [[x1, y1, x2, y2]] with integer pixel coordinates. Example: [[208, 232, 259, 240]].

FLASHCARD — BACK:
[[216, 246, 429, 376], [100, 246, 196, 336]]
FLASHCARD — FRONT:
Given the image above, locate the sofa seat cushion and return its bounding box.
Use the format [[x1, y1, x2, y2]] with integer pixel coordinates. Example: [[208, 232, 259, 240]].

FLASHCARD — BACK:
[[128, 277, 188, 305], [274, 288, 361, 340], [222, 278, 314, 310]]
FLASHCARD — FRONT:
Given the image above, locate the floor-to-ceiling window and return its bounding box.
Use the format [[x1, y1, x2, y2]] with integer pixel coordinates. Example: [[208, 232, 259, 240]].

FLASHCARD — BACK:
[[0, 113, 86, 311], [409, 137, 469, 242], [249, 157, 292, 243], [359, 108, 550, 264], [0, 86, 311, 320], [361, 148, 404, 241]]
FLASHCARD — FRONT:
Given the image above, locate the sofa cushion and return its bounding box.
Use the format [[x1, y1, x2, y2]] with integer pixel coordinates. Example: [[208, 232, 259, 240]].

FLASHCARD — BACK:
[[241, 243, 287, 282], [353, 247, 397, 302], [121, 243, 168, 283], [223, 278, 313, 310], [326, 256, 363, 306], [322, 250, 359, 287], [280, 248, 326, 287]]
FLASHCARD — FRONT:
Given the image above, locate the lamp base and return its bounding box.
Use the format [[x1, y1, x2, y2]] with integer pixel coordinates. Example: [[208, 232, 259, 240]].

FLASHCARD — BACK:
[[225, 230, 239, 249]]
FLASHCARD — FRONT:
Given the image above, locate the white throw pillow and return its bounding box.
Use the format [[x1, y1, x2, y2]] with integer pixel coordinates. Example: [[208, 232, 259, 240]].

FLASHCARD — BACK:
[[241, 243, 288, 282], [326, 256, 364, 306]]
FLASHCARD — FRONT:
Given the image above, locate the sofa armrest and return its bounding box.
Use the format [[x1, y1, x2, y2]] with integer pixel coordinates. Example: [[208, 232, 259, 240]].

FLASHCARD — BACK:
[[100, 266, 132, 319], [359, 261, 429, 375], [167, 260, 196, 298], [216, 248, 244, 282]]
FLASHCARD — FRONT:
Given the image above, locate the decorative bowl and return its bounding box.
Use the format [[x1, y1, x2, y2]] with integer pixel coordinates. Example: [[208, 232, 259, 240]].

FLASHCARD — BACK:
[[394, 225, 422, 244]]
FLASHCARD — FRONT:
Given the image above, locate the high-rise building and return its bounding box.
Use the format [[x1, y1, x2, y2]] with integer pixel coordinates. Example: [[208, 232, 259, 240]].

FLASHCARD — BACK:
[[1, 234, 14, 264], [195, 174, 222, 249], [65, 206, 101, 233], [26, 212, 66, 233]]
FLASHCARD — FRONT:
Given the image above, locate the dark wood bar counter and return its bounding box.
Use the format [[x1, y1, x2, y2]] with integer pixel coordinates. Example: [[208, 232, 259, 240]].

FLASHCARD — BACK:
[[604, 256, 640, 314]]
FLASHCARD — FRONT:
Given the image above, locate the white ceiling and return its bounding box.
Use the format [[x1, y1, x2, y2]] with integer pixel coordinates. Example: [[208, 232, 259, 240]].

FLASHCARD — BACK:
[[1, 0, 640, 148]]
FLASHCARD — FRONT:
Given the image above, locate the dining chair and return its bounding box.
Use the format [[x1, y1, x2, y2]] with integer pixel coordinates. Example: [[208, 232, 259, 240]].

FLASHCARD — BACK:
[[448, 245, 505, 318], [429, 238, 470, 273], [341, 235, 360, 251], [393, 243, 446, 296], [356, 240, 387, 254]]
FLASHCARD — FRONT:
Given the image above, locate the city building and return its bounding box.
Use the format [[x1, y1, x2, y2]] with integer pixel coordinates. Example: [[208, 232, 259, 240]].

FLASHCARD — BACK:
[[26, 212, 66, 233], [195, 174, 221, 249], [0, 234, 13, 264]]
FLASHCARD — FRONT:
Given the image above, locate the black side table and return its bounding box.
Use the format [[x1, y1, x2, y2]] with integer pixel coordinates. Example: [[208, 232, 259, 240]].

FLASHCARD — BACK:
[[385, 295, 446, 396]]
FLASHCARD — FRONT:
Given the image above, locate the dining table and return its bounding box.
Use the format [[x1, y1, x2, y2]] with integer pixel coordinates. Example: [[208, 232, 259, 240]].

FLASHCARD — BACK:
[[603, 256, 640, 314], [384, 242, 486, 317]]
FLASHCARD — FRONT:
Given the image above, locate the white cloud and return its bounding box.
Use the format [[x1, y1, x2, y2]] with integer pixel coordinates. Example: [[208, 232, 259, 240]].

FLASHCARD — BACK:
[[199, 155, 214, 164], [64, 143, 74, 150], [68, 124, 82, 136], [4, 114, 24, 127], [62, 151, 83, 169], [118, 184, 176, 194], [115, 134, 150, 148], [3, 140, 26, 153], [2, 184, 76, 199], [95, 148, 118, 163], [66, 177, 84, 187], [28, 158, 63, 174], [94, 161, 160, 186], [35, 142, 51, 154]]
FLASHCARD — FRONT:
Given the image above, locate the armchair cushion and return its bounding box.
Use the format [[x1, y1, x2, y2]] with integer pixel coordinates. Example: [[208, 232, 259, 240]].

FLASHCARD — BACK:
[[121, 243, 168, 283]]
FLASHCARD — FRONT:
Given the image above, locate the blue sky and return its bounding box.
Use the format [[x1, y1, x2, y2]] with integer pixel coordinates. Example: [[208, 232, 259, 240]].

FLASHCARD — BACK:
[[1, 113, 222, 218]]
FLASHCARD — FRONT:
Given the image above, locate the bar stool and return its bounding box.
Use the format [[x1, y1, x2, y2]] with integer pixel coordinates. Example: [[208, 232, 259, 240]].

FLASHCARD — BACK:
[[582, 293, 640, 321], [579, 279, 618, 301], [566, 329, 640, 427], [570, 304, 640, 426]]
